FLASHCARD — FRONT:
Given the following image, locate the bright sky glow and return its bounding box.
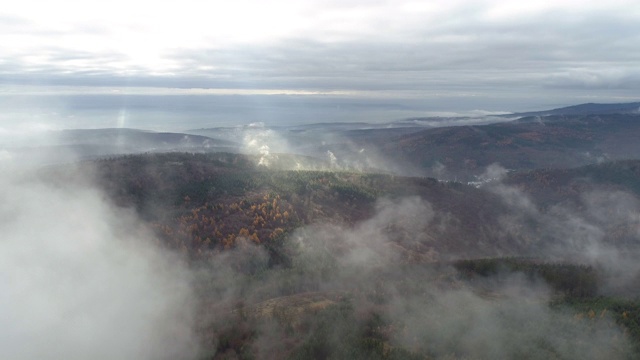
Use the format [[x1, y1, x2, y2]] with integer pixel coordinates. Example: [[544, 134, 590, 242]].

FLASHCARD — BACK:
[[0, 0, 638, 128]]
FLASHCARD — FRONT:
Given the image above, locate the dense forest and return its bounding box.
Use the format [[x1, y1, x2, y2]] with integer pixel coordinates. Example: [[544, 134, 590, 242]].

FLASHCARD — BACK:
[[35, 151, 640, 359]]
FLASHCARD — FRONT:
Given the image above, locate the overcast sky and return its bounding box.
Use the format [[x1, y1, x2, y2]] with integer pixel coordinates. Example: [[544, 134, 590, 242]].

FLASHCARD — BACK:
[[1, 0, 639, 129]]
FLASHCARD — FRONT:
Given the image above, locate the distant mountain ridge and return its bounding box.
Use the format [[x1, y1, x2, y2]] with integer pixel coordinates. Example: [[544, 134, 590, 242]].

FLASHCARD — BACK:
[[378, 113, 640, 180], [505, 102, 640, 117], [2, 128, 238, 166], [7, 101, 640, 176], [55, 128, 236, 148]]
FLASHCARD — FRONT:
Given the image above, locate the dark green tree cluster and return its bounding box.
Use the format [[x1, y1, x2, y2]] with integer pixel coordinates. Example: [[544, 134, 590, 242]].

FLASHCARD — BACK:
[[453, 258, 598, 298]]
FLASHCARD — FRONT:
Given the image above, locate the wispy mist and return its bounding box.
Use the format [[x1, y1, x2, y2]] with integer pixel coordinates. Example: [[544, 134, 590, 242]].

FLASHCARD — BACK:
[[0, 162, 198, 359], [191, 194, 632, 358], [483, 163, 640, 295]]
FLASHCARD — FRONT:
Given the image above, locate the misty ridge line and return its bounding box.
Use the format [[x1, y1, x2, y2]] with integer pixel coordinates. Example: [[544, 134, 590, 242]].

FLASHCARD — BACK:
[[4, 101, 640, 183]]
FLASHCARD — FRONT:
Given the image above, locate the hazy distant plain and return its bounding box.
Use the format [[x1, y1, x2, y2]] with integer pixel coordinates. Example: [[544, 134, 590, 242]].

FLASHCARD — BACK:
[[3, 89, 638, 134]]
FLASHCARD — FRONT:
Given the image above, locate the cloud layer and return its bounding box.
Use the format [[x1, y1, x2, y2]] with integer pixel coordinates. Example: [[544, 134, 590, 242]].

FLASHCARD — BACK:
[[1, 0, 639, 104]]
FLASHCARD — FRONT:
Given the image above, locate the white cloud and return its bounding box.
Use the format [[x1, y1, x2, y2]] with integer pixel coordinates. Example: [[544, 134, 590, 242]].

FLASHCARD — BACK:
[[0, 164, 198, 359]]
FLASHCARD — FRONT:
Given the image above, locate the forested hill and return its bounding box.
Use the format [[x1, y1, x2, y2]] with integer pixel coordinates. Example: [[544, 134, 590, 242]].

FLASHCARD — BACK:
[[378, 113, 640, 180], [43, 152, 521, 260], [505, 159, 640, 206], [504, 102, 640, 117], [36, 152, 640, 359], [40, 152, 640, 263]]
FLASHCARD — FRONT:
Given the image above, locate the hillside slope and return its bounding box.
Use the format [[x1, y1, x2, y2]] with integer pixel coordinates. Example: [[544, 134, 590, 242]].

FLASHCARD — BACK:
[[379, 113, 640, 180], [36, 152, 640, 359]]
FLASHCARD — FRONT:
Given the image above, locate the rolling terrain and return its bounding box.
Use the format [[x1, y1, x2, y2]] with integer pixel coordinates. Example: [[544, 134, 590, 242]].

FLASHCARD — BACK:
[[11, 101, 640, 359], [37, 146, 640, 359], [379, 113, 640, 180], [182, 102, 640, 181], [6, 101, 640, 177]]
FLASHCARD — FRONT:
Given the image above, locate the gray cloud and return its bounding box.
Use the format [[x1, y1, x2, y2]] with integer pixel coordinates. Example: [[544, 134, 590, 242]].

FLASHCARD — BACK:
[[1, 2, 638, 99]]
